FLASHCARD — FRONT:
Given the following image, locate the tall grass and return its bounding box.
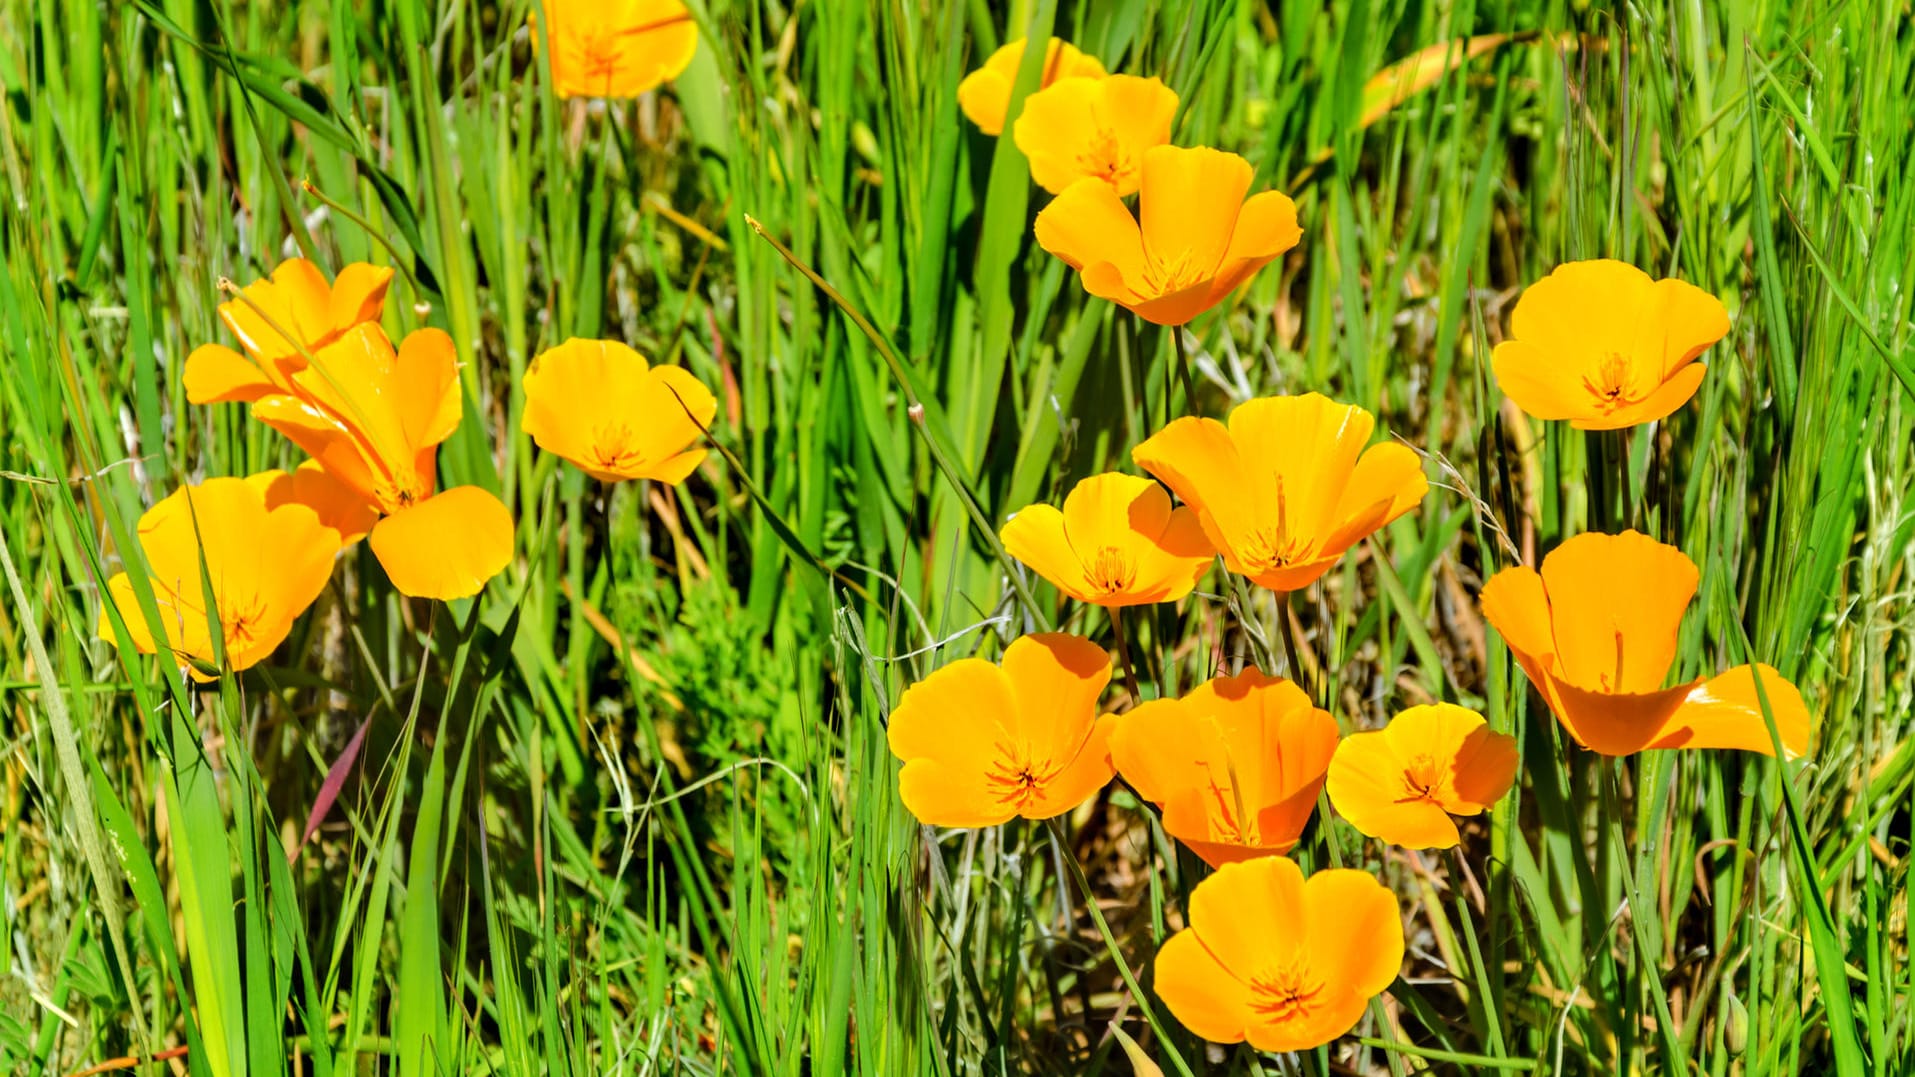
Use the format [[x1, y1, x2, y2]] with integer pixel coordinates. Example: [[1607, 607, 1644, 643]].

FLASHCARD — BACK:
[[0, 0, 1908, 1074]]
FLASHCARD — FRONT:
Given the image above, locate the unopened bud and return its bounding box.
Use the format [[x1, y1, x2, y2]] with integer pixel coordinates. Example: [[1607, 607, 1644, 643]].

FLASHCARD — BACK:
[[907, 402, 925, 424]]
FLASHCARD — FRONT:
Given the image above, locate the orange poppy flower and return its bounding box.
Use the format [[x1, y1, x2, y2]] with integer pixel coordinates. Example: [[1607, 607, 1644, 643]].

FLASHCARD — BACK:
[[1013, 75, 1178, 195], [1479, 530, 1812, 757], [98, 477, 341, 680], [1492, 260, 1730, 429], [956, 37, 1106, 137], [534, 0, 698, 100], [248, 323, 515, 601], [1325, 704, 1518, 849], [999, 473, 1213, 607], [1132, 393, 1427, 592], [886, 633, 1115, 827], [1033, 145, 1300, 326], [184, 258, 393, 404], [1155, 857, 1404, 1051], [1108, 669, 1338, 865], [522, 339, 716, 483]]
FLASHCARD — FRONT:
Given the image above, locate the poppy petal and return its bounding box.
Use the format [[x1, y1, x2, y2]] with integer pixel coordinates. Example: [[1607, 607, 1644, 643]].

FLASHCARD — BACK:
[[1034, 180, 1146, 284], [1550, 678, 1698, 756], [1132, 417, 1258, 562], [368, 486, 514, 600], [1138, 146, 1252, 279], [1582, 361, 1707, 430], [1000, 503, 1094, 602], [1023, 714, 1114, 819], [1449, 723, 1521, 810], [1209, 189, 1302, 300], [1641, 277, 1731, 372], [184, 344, 281, 404], [255, 462, 380, 544], [898, 759, 1017, 828], [1539, 531, 1696, 693], [1649, 663, 1811, 757], [327, 263, 394, 331], [1154, 930, 1252, 1045], [1478, 564, 1556, 682], [1189, 856, 1308, 975], [1304, 868, 1405, 995], [999, 633, 1110, 763]]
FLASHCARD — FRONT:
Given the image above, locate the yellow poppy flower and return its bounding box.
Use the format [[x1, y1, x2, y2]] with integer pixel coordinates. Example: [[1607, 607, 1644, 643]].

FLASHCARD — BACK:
[[534, 0, 698, 100], [1132, 393, 1427, 592], [1155, 857, 1404, 1051], [250, 324, 514, 601], [98, 477, 341, 680], [1326, 704, 1518, 849], [184, 258, 393, 404], [1108, 669, 1338, 865], [1479, 530, 1812, 756], [522, 339, 716, 484], [999, 473, 1213, 607], [956, 36, 1106, 136], [1034, 145, 1300, 326], [886, 634, 1115, 827], [1013, 75, 1178, 195], [1492, 260, 1730, 429]]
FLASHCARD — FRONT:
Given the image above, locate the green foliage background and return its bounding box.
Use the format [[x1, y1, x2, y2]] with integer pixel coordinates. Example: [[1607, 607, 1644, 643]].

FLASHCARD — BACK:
[[0, 0, 1909, 1074]]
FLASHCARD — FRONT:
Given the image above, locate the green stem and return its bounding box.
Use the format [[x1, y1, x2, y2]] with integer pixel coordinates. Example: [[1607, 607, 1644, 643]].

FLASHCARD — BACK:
[[1109, 604, 1144, 704]]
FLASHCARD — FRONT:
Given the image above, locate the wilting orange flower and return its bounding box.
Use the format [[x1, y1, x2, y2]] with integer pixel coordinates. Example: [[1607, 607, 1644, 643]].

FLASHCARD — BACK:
[[1492, 260, 1730, 430], [999, 473, 1213, 607], [242, 324, 513, 601], [1480, 530, 1812, 757], [1155, 857, 1404, 1051], [522, 339, 716, 483], [1014, 75, 1177, 195], [887, 634, 1115, 827], [184, 258, 393, 404], [1132, 393, 1427, 592], [957, 37, 1106, 136], [1034, 145, 1300, 326], [98, 477, 341, 680], [1108, 669, 1338, 865], [534, 0, 698, 99], [1326, 704, 1518, 849]]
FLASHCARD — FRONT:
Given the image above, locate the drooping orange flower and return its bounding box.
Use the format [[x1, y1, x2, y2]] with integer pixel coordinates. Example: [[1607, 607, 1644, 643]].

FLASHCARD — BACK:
[[533, 0, 698, 100], [1326, 704, 1518, 849], [522, 339, 716, 483], [98, 477, 341, 680], [1132, 393, 1427, 592], [956, 37, 1106, 137], [1034, 145, 1300, 326], [1479, 530, 1812, 757], [1155, 857, 1404, 1052], [1492, 260, 1730, 430], [245, 324, 514, 601], [184, 258, 393, 404], [1013, 75, 1178, 195], [887, 633, 1115, 827], [999, 473, 1214, 607], [1108, 669, 1338, 865]]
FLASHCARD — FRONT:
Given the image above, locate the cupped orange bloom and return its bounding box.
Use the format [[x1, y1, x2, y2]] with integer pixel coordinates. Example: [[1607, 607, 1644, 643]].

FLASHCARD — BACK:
[[1479, 530, 1812, 757], [1013, 75, 1177, 195], [1132, 393, 1427, 592], [534, 0, 698, 100], [999, 473, 1213, 607], [98, 477, 341, 680], [1492, 260, 1730, 430], [522, 339, 716, 483], [1326, 704, 1518, 849], [1034, 145, 1300, 326], [887, 633, 1115, 827], [956, 37, 1106, 136], [184, 258, 393, 404], [246, 324, 514, 601], [1155, 857, 1404, 1051], [1108, 669, 1338, 865]]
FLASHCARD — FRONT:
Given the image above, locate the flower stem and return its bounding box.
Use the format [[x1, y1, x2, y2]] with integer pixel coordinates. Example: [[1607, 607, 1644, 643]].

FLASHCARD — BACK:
[[1169, 325, 1200, 419], [1109, 605, 1144, 705]]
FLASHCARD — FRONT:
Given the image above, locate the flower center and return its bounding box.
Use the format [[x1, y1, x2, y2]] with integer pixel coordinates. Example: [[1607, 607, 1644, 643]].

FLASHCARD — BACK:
[[1582, 353, 1642, 412], [985, 743, 1063, 811], [1074, 128, 1136, 189], [221, 593, 270, 653], [1243, 477, 1311, 573], [579, 31, 623, 86], [372, 471, 428, 514], [1397, 752, 1445, 804], [590, 422, 650, 474], [1249, 962, 1326, 1023], [1140, 248, 1210, 297], [1196, 735, 1257, 845], [1084, 544, 1137, 595]]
